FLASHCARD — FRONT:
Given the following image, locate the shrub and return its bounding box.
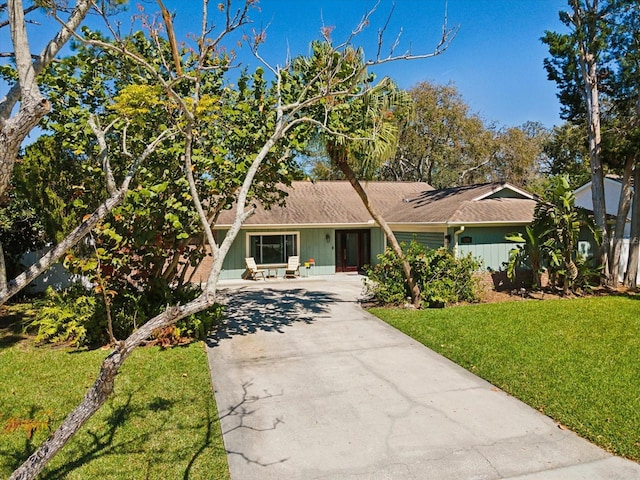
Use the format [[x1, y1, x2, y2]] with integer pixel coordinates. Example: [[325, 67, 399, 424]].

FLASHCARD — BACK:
[[28, 282, 225, 348], [28, 286, 101, 347], [365, 241, 481, 307]]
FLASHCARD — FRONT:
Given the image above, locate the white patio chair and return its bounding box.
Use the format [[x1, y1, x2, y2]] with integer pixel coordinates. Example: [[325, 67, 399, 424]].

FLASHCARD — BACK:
[[244, 257, 266, 280], [284, 256, 300, 278]]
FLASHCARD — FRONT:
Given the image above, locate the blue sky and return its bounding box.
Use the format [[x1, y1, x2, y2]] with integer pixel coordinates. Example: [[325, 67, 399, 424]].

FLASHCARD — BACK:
[[154, 0, 570, 129], [3, 0, 570, 128]]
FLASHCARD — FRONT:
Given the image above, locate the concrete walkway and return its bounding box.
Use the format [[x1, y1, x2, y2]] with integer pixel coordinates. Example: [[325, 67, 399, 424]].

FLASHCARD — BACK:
[[206, 275, 640, 479]]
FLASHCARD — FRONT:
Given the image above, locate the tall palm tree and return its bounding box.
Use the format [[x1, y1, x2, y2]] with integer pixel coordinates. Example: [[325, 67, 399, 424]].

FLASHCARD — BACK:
[[322, 75, 422, 306]]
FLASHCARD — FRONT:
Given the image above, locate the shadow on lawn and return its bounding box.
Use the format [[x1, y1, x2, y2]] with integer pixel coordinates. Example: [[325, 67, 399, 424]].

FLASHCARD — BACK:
[[6, 392, 146, 479], [206, 287, 338, 348], [4, 388, 226, 480], [3, 389, 201, 479], [0, 307, 29, 350]]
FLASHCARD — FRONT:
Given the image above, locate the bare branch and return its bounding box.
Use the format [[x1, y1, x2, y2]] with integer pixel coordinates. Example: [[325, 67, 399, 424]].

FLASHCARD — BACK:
[[0, 0, 93, 121], [157, 0, 183, 75], [88, 115, 117, 196]]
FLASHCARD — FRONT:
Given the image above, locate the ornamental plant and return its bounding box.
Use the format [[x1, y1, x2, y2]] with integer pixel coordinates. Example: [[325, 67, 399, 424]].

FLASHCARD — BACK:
[[365, 241, 480, 307]]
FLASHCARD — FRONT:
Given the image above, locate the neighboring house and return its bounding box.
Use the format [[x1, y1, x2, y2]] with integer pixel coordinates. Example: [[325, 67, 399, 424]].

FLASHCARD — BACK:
[[574, 176, 632, 236], [573, 177, 639, 284], [192, 180, 537, 281]]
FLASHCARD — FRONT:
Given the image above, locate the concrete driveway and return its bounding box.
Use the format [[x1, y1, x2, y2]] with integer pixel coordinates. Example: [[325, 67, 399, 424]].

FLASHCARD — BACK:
[[206, 275, 640, 479]]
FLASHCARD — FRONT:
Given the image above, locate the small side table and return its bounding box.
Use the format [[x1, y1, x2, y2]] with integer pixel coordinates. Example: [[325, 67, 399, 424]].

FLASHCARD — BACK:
[[266, 268, 278, 278], [303, 260, 315, 277]]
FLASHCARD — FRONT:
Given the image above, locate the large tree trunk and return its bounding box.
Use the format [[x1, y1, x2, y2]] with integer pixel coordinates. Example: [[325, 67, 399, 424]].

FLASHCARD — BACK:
[[334, 155, 421, 307], [571, 0, 609, 281], [610, 157, 634, 287], [1, 0, 93, 197], [624, 163, 639, 288]]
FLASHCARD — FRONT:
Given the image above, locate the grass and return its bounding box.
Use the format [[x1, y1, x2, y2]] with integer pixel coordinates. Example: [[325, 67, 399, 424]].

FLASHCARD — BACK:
[[0, 304, 230, 480], [369, 294, 640, 461]]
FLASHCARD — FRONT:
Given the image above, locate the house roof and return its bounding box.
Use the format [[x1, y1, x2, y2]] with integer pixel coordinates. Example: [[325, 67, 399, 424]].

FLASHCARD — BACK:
[[384, 183, 537, 225], [216, 181, 433, 226], [215, 181, 536, 228]]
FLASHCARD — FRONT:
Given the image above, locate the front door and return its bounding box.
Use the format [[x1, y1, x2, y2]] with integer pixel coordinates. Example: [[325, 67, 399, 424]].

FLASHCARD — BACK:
[[335, 229, 370, 272]]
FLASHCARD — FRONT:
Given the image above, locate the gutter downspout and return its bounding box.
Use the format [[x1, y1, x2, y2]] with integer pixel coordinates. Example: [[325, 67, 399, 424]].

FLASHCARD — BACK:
[[453, 225, 465, 258]]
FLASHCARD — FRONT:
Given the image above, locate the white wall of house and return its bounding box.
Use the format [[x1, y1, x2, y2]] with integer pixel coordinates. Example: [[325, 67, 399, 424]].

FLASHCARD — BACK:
[[575, 178, 631, 236], [20, 249, 84, 294], [574, 179, 638, 285]]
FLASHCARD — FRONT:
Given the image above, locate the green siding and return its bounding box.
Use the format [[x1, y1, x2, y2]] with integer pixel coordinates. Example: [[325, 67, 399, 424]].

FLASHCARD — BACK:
[[214, 225, 527, 279], [217, 227, 385, 279], [453, 226, 525, 271], [393, 231, 445, 250], [299, 229, 337, 276], [370, 228, 386, 265]]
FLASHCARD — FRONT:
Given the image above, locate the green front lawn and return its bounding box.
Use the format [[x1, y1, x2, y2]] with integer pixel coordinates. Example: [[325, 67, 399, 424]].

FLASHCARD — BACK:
[[370, 295, 640, 461], [0, 305, 230, 480]]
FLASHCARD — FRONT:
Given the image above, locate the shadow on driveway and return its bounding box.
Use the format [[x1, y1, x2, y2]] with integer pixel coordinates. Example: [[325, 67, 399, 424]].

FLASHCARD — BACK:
[[206, 287, 340, 348]]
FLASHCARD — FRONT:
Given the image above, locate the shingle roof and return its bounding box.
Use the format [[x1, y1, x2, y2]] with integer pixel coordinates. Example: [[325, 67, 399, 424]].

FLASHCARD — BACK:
[[216, 181, 433, 226], [385, 183, 536, 224], [215, 181, 536, 227]]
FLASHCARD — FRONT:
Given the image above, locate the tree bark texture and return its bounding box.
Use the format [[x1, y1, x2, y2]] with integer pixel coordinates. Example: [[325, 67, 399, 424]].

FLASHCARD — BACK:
[[571, 0, 609, 279], [610, 157, 634, 286], [624, 163, 640, 287], [1, 0, 93, 197]]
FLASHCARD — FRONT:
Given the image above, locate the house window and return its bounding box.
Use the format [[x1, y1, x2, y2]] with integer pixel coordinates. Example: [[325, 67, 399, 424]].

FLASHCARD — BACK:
[[248, 232, 299, 264]]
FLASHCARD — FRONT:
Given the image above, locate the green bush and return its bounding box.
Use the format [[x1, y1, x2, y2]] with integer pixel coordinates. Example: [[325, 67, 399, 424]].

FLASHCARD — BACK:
[[28, 282, 225, 348], [365, 241, 480, 307], [28, 286, 101, 347]]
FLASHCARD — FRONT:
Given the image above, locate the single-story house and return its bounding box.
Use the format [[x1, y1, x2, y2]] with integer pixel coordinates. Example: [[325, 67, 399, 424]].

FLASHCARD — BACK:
[[192, 180, 537, 281]]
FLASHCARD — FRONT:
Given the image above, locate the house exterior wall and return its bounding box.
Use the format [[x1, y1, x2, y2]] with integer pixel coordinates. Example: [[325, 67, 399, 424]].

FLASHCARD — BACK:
[[204, 226, 386, 280], [575, 178, 628, 218], [392, 231, 445, 250], [453, 225, 526, 271]]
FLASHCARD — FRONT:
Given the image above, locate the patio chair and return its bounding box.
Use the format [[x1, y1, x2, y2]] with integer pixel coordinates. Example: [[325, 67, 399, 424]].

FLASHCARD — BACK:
[[244, 257, 266, 280], [284, 256, 300, 278]]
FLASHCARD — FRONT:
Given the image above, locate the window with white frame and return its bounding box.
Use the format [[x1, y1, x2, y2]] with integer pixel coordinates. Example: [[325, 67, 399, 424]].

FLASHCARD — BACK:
[[248, 232, 299, 264]]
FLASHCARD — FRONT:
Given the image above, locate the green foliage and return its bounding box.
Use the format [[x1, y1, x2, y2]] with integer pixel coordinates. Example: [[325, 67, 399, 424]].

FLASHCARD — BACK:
[[28, 283, 224, 348], [506, 175, 601, 293], [377, 81, 548, 188], [0, 191, 47, 279], [505, 223, 548, 289], [365, 241, 480, 307], [28, 286, 99, 347], [15, 135, 93, 243]]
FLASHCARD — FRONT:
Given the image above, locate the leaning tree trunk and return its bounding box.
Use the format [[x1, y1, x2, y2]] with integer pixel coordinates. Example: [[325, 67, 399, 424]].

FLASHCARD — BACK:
[[585, 71, 609, 280], [610, 157, 634, 287], [333, 154, 421, 307], [8, 292, 217, 480], [624, 163, 640, 288]]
